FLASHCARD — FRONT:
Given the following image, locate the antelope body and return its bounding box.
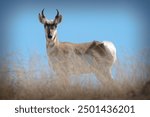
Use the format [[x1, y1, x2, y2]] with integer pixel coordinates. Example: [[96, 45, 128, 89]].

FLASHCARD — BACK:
[[39, 9, 116, 82]]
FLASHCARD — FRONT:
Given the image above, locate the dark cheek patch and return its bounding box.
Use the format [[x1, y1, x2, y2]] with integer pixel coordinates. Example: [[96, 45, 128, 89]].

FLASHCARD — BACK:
[[44, 24, 46, 28]]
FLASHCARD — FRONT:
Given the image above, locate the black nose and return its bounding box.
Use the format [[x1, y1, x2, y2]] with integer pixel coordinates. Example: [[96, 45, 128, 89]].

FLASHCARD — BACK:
[[48, 34, 52, 39]]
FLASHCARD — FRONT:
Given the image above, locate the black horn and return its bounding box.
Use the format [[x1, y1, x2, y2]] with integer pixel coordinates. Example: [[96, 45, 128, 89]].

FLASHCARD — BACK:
[[56, 9, 59, 17], [41, 9, 45, 18]]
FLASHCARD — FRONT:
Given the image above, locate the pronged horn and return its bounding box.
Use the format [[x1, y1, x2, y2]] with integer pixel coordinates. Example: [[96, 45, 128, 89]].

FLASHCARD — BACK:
[[42, 9, 45, 18], [54, 9, 62, 24], [56, 9, 59, 17], [39, 8, 47, 24]]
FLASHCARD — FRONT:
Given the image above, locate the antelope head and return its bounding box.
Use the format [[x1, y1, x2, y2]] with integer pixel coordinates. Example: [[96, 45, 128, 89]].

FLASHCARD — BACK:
[[39, 9, 62, 47]]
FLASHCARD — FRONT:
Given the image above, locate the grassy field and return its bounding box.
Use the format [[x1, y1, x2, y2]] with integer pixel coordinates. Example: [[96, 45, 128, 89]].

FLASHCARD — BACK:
[[0, 51, 150, 99]]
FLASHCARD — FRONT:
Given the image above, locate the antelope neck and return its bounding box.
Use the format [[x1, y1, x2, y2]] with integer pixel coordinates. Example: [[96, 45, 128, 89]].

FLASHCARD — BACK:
[[46, 35, 59, 48]]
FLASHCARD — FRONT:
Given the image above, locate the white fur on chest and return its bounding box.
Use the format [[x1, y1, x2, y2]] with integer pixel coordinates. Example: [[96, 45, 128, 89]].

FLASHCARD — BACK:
[[102, 41, 116, 63]]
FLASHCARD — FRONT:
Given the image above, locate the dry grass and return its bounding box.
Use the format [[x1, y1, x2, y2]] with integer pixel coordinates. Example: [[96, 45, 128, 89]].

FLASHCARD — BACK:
[[0, 50, 150, 100]]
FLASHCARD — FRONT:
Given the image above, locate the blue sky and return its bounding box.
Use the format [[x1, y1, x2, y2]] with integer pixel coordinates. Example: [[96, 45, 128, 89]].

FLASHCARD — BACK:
[[0, 0, 150, 62]]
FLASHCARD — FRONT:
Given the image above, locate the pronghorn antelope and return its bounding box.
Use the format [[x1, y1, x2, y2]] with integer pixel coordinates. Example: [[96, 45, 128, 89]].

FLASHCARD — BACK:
[[39, 9, 116, 82]]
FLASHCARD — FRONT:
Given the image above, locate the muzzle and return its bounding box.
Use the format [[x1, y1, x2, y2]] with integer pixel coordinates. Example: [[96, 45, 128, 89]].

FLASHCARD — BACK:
[[48, 34, 53, 39]]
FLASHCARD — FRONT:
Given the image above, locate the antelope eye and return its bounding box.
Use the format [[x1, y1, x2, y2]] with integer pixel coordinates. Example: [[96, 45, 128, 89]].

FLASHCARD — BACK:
[[44, 24, 50, 29], [44, 24, 47, 28], [51, 24, 57, 29]]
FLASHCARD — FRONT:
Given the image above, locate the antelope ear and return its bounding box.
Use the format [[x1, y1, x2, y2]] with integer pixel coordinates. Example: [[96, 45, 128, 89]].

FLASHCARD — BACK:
[[39, 13, 44, 24], [38, 9, 47, 24], [54, 9, 62, 25], [54, 15, 62, 24]]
